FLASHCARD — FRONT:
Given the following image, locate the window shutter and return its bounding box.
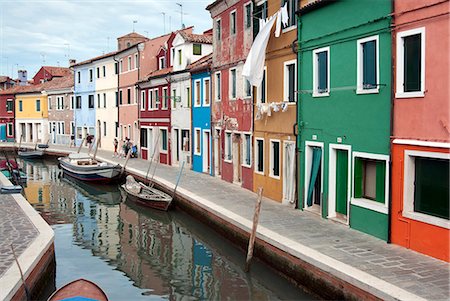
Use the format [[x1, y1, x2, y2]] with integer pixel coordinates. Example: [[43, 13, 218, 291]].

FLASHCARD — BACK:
[[354, 158, 363, 198], [318, 52, 328, 92], [363, 40, 376, 89], [375, 161, 386, 203], [288, 64, 295, 102], [404, 34, 421, 92], [273, 142, 280, 176]]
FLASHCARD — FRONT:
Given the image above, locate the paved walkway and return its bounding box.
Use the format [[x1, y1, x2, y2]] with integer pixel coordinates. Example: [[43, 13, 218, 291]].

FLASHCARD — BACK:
[[3, 142, 450, 300]]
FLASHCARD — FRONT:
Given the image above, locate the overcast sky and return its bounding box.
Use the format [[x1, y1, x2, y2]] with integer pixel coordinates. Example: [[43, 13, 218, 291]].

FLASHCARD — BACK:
[[0, 0, 212, 79]]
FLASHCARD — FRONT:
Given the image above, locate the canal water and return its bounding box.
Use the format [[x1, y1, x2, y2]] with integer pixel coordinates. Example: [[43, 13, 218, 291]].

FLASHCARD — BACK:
[[21, 158, 315, 300]]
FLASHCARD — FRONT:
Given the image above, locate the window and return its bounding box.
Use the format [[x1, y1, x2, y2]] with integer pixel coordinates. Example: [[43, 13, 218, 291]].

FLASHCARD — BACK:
[[255, 138, 264, 173], [135, 87, 138, 104], [257, 68, 267, 103], [128, 56, 131, 70], [245, 2, 252, 29], [103, 65, 106, 77], [77, 127, 82, 139], [36, 99, 41, 112], [160, 129, 168, 151], [149, 89, 154, 109], [181, 129, 190, 151], [178, 49, 182, 65], [103, 93, 106, 108], [127, 88, 131, 104], [194, 128, 201, 155], [216, 19, 221, 41], [71, 122, 75, 135], [77, 71, 81, 83], [230, 68, 237, 99], [120, 60, 123, 73], [171, 48, 175, 66], [103, 122, 106, 136], [253, 1, 268, 37], [6, 100, 13, 112], [115, 62, 119, 74], [7, 123, 13, 136], [225, 132, 232, 162], [313, 47, 330, 97], [282, 0, 297, 29], [284, 60, 296, 102], [162, 88, 168, 109], [243, 134, 251, 167], [140, 128, 148, 148], [19, 100, 23, 112], [96, 67, 100, 78], [230, 11, 236, 35], [115, 122, 118, 137], [159, 56, 165, 69], [88, 95, 94, 108], [172, 89, 177, 109], [70, 96, 74, 110], [204, 78, 210, 105], [215, 72, 221, 101], [270, 140, 280, 178], [119, 90, 123, 105], [155, 90, 160, 107], [357, 36, 379, 93], [97, 94, 101, 108], [76, 96, 81, 109], [48, 97, 52, 110], [194, 80, 201, 106], [396, 27, 425, 98], [57, 96, 64, 110], [89, 69, 93, 82], [244, 79, 251, 98], [186, 87, 191, 108], [141, 90, 146, 110], [135, 53, 139, 69], [193, 44, 202, 55], [354, 157, 386, 204]]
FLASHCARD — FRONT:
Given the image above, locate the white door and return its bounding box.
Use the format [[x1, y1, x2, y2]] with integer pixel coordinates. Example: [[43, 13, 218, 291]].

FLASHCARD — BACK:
[[283, 141, 296, 206]]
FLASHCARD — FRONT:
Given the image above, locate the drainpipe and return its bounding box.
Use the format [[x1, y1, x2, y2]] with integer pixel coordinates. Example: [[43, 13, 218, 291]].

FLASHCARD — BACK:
[[296, 20, 303, 210], [137, 43, 144, 155], [113, 54, 120, 140]]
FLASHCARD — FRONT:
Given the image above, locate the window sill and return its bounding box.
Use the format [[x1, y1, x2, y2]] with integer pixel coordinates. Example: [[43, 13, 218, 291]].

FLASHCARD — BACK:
[[194, 104, 201, 108], [202, 103, 211, 107], [403, 211, 450, 229], [215, 99, 221, 102], [241, 163, 252, 168], [255, 170, 264, 176], [356, 88, 379, 95], [282, 25, 296, 33], [395, 91, 425, 98], [269, 174, 281, 180], [312, 92, 330, 98], [351, 197, 388, 214], [159, 150, 168, 154], [224, 158, 232, 164], [194, 151, 201, 156]]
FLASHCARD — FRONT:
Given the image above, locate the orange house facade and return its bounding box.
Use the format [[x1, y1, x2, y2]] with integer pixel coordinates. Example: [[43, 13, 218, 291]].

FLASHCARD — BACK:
[[253, 0, 297, 204], [390, 0, 449, 261]]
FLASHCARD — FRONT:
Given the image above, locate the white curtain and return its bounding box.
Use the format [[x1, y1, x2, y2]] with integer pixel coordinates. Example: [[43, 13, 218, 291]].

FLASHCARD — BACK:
[[283, 143, 296, 205]]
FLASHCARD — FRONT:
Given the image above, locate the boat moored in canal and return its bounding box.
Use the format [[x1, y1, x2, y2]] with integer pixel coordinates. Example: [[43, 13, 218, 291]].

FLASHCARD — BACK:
[[47, 278, 108, 301], [17, 149, 45, 159], [58, 153, 121, 183]]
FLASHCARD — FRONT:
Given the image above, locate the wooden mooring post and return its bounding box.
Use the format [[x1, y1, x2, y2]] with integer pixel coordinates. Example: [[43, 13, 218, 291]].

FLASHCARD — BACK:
[[245, 187, 263, 272]]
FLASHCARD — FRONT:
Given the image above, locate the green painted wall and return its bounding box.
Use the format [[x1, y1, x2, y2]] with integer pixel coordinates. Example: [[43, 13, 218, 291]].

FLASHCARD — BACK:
[[350, 205, 388, 240], [297, 0, 392, 240]]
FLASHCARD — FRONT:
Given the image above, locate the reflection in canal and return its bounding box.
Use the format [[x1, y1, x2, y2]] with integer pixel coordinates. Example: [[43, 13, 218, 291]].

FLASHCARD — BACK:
[[21, 158, 314, 300]]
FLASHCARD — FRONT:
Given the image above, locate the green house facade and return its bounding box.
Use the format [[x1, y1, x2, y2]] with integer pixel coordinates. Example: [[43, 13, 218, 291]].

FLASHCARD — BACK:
[[296, 0, 392, 240]]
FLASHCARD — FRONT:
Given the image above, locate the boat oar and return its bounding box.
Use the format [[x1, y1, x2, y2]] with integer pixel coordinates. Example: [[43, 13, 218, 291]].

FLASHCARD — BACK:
[[92, 137, 100, 160], [171, 161, 185, 201], [11, 244, 30, 301], [17, 135, 23, 154], [77, 137, 86, 153], [121, 149, 132, 174], [34, 142, 38, 150], [145, 133, 160, 181]]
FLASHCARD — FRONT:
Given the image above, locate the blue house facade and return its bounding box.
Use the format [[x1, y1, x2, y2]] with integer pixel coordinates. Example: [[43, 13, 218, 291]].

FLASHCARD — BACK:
[[190, 55, 212, 175], [73, 62, 96, 146]]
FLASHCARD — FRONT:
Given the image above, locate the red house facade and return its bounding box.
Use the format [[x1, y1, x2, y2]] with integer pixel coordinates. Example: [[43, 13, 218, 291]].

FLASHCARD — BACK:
[[0, 90, 16, 141], [32, 66, 71, 85], [207, 0, 254, 190]]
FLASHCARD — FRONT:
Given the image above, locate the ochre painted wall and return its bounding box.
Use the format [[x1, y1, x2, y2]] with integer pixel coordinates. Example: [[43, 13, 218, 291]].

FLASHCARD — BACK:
[[15, 93, 48, 119]]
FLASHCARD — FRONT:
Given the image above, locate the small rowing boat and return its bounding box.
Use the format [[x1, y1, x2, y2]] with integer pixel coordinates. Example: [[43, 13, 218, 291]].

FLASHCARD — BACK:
[[121, 175, 172, 211], [48, 278, 108, 301]]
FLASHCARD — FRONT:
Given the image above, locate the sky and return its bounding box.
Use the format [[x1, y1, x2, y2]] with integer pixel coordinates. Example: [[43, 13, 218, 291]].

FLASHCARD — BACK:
[[0, 0, 212, 79]]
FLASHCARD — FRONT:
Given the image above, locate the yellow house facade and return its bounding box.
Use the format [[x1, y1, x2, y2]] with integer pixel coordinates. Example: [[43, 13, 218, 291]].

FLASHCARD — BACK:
[[15, 85, 49, 143], [253, 0, 297, 205]]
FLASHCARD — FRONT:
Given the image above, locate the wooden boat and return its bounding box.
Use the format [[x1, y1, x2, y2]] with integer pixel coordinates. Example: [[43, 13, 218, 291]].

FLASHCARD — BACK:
[[18, 149, 44, 158], [48, 278, 108, 301], [121, 175, 173, 211], [58, 153, 121, 183]]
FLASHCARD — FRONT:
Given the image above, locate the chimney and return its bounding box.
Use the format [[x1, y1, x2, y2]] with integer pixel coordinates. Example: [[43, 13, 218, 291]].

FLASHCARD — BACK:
[[18, 70, 27, 86], [69, 59, 77, 66]]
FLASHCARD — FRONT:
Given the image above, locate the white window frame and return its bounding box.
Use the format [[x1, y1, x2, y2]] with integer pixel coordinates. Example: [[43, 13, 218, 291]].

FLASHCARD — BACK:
[[283, 59, 297, 102], [243, 78, 252, 98], [224, 131, 233, 163], [203, 77, 211, 107], [403, 150, 450, 229], [230, 9, 237, 36], [119, 59, 123, 73], [6, 99, 13, 112], [229, 68, 237, 100], [194, 127, 201, 155], [257, 66, 267, 103], [159, 56, 165, 70], [216, 18, 222, 41], [77, 71, 81, 83], [351, 151, 390, 214], [312, 46, 330, 97], [356, 35, 379, 94], [48, 97, 52, 111], [128, 56, 132, 71], [103, 65, 106, 77], [254, 137, 264, 175], [140, 90, 146, 111], [269, 139, 281, 179], [7, 123, 13, 136], [244, 1, 253, 30], [194, 79, 202, 107], [215, 71, 221, 102], [89, 68, 93, 82], [148, 89, 155, 110], [396, 27, 426, 98], [160, 127, 169, 153], [282, 0, 296, 32], [70, 121, 75, 135], [242, 132, 252, 168], [162, 87, 168, 109], [134, 53, 139, 70]]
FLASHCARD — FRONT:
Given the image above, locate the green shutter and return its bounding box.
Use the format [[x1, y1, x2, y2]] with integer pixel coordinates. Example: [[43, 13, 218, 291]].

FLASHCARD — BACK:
[[318, 52, 328, 92], [307, 147, 322, 206], [354, 158, 363, 198], [375, 161, 386, 204], [363, 40, 376, 89], [404, 34, 421, 92]]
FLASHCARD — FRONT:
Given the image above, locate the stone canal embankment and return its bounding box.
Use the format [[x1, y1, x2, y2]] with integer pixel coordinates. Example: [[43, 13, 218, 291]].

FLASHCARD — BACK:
[[1, 142, 449, 300]]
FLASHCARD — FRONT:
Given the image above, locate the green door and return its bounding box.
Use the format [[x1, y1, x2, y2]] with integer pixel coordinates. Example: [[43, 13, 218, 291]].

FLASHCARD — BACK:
[[335, 150, 348, 215]]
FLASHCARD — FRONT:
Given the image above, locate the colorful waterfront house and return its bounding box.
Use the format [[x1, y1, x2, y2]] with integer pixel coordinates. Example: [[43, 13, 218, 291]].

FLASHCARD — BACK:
[[115, 33, 148, 144], [253, 0, 297, 204], [390, 0, 449, 261], [170, 30, 213, 168], [296, 0, 392, 240], [44, 75, 74, 145], [190, 54, 213, 174], [0, 88, 16, 141], [72, 60, 97, 146], [207, 0, 254, 189], [0, 75, 16, 91], [32, 66, 71, 84], [92, 52, 119, 151], [14, 83, 50, 143]]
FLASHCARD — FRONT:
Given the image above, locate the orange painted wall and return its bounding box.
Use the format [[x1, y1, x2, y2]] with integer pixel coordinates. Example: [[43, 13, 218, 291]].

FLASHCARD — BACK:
[[390, 143, 449, 262]]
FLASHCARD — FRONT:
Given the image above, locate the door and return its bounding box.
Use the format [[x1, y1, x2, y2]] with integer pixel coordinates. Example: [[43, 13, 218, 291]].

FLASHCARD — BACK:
[[174, 128, 180, 163], [233, 134, 241, 183], [203, 131, 210, 173], [335, 149, 348, 216], [214, 129, 221, 176], [283, 142, 296, 205], [307, 146, 322, 208]]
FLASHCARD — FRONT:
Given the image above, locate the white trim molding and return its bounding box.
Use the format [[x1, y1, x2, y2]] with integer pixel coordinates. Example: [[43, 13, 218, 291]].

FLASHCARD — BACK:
[[393, 139, 450, 149], [356, 35, 379, 95], [254, 137, 265, 175], [283, 59, 297, 102], [304, 141, 324, 212], [312, 47, 330, 97]]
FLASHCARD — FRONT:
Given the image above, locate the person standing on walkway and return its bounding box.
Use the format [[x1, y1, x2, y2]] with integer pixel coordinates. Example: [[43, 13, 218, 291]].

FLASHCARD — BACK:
[[113, 138, 119, 157]]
